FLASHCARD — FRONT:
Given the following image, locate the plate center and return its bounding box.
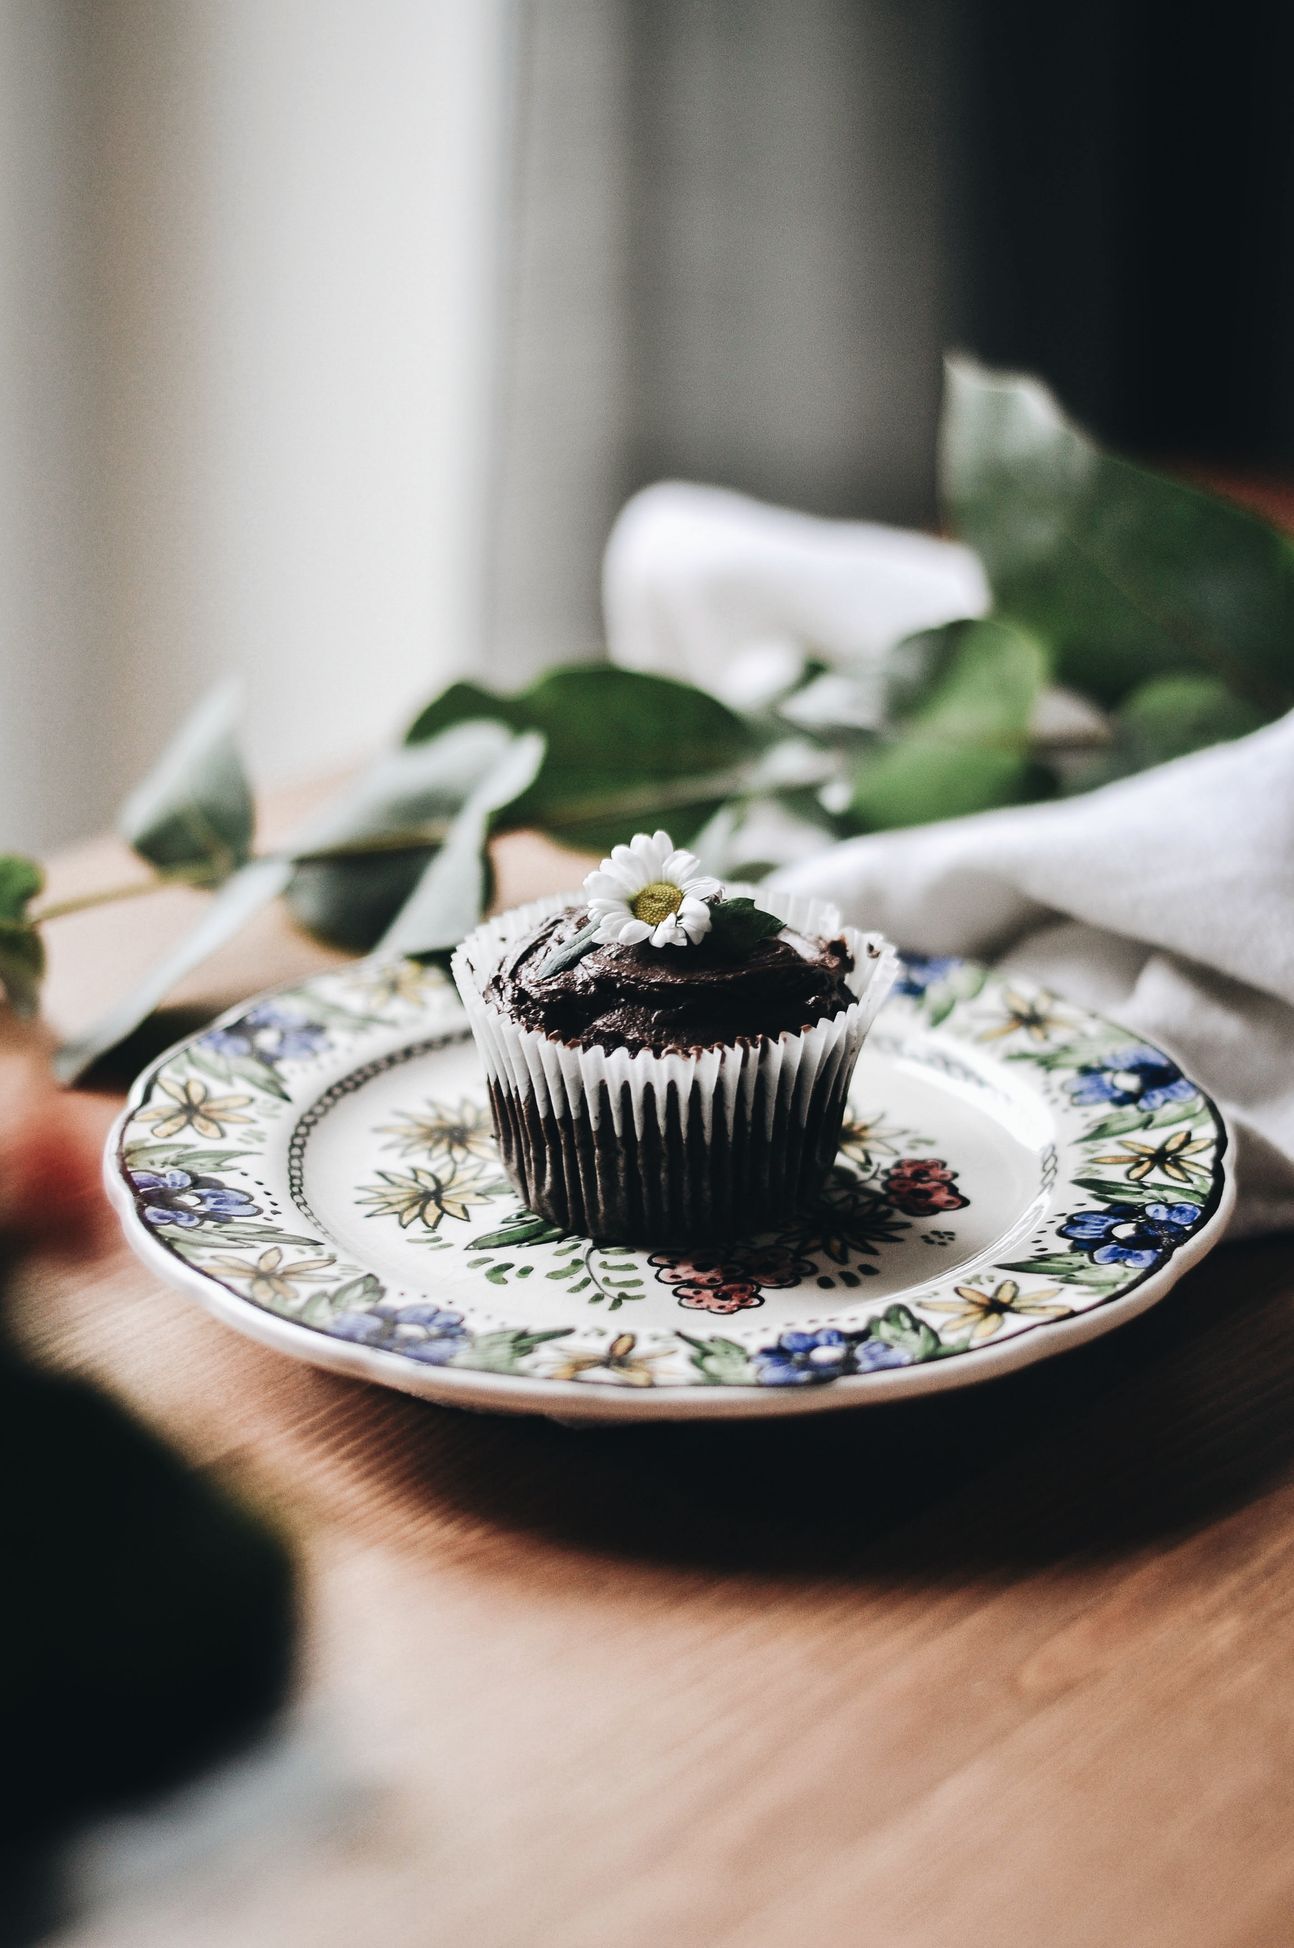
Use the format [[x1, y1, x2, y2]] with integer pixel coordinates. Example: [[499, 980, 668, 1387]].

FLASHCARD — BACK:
[[290, 1038, 1051, 1338]]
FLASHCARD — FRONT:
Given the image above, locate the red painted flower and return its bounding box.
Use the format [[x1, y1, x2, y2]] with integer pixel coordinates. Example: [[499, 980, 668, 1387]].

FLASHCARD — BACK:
[[676, 1279, 763, 1315], [649, 1251, 768, 1314], [881, 1157, 969, 1217], [726, 1242, 816, 1289]]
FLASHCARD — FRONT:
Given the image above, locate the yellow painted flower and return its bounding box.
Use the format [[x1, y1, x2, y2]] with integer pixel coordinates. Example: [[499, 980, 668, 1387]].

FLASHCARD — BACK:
[[376, 1097, 496, 1168], [1091, 1127, 1212, 1184], [978, 988, 1073, 1044], [358, 1165, 501, 1231], [353, 959, 445, 1008], [549, 1331, 665, 1387], [204, 1244, 335, 1304], [836, 1114, 903, 1171], [923, 1277, 1070, 1345], [136, 1075, 256, 1142]]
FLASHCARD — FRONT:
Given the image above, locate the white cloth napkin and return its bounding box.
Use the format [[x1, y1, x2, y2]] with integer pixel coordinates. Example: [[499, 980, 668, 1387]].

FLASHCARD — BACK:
[[603, 483, 1294, 1236]]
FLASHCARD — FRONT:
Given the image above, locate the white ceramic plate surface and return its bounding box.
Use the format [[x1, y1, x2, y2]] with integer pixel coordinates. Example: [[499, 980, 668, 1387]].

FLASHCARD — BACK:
[[106, 951, 1234, 1421]]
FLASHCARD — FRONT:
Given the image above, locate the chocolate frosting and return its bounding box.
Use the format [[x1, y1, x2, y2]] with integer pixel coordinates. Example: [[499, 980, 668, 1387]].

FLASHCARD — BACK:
[[485, 907, 856, 1053]]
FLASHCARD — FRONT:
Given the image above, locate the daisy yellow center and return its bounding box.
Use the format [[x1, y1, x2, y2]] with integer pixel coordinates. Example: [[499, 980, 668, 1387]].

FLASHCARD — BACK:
[[631, 880, 684, 925]]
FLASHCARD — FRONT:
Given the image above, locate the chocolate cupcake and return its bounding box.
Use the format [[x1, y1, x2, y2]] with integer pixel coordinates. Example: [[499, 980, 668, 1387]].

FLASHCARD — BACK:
[[452, 831, 896, 1247]]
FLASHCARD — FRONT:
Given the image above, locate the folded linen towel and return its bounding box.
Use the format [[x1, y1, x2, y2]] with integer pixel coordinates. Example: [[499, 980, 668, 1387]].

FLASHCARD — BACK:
[[604, 482, 1294, 1236]]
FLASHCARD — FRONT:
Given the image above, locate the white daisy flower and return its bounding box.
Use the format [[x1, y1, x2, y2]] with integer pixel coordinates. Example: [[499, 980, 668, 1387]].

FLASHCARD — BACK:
[[583, 829, 722, 949]]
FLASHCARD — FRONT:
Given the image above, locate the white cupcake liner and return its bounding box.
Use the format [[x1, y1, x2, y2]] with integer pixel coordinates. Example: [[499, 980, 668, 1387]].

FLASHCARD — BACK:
[[452, 891, 897, 1245]]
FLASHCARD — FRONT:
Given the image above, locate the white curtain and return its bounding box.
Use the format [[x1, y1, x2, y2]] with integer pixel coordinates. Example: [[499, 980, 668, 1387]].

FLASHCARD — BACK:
[[0, 0, 512, 853]]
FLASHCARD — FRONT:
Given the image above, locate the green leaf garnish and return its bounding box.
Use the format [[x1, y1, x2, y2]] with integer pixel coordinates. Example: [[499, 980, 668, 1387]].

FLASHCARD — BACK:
[[707, 896, 784, 957]]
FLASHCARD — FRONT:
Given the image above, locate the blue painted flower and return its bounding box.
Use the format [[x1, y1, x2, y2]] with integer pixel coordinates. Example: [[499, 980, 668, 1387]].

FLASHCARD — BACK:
[[130, 1167, 260, 1228], [853, 1337, 914, 1373], [894, 953, 962, 998], [753, 1328, 852, 1386], [204, 1002, 329, 1068], [1058, 1200, 1202, 1271], [1066, 1045, 1196, 1114], [330, 1301, 469, 1365]]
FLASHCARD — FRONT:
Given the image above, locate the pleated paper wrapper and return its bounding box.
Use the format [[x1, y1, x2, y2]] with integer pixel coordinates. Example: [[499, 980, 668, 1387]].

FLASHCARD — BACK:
[[452, 892, 898, 1248]]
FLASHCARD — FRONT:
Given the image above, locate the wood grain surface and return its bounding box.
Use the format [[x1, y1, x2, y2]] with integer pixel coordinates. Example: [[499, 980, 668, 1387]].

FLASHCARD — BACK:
[[15, 830, 1294, 1948]]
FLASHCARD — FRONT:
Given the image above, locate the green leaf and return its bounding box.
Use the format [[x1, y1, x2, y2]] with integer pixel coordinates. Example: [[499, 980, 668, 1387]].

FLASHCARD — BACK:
[[287, 722, 537, 953], [1070, 1176, 1197, 1209], [123, 1143, 259, 1172], [0, 919, 45, 1016], [376, 728, 545, 956], [998, 1252, 1125, 1288], [676, 1333, 755, 1385], [708, 896, 783, 958], [941, 358, 1294, 714], [0, 855, 46, 1015], [457, 1326, 573, 1374], [469, 1210, 570, 1251], [407, 665, 764, 852], [118, 683, 254, 879], [1081, 1107, 1154, 1143], [1079, 675, 1269, 789], [0, 854, 42, 921], [55, 858, 293, 1083], [869, 1302, 941, 1362], [848, 618, 1050, 830]]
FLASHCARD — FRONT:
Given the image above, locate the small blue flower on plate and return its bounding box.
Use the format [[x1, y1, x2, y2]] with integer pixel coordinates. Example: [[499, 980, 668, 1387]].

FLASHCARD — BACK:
[[894, 953, 962, 998], [1066, 1045, 1196, 1113], [130, 1167, 260, 1228], [330, 1301, 469, 1365], [1058, 1200, 1202, 1271], [205, 1001, 329, 1068]]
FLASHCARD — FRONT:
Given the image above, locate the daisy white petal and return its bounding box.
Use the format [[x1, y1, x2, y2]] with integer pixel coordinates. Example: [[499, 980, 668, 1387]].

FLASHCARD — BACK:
[[629, 832, 672, 879], [661, 848, 702, 883], [617, 919, 652, 944], [584, 868, 634, 901], [677, 898, 714, 941], [682, 875, 721, 901], [610, 841, 649, 878]]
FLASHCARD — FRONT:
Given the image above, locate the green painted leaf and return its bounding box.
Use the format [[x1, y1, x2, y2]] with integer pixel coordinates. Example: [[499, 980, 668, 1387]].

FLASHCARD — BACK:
[[123, 1143, 259, 1171], [1146, 1097, 1204, 1130], [470, 1211, 569, 1251], [869, 1302, 941, 1362], [407, 665, 765, 852], [118, 683, 254, 878], [998, 1252, 1125, 1287], [677, 1333, 755, 1385], [1070, 1176, 1200, 1209], [941, 358, 1294, 714], [848, 618, 1051, 830], [1082, 1107, 1154, 1143]]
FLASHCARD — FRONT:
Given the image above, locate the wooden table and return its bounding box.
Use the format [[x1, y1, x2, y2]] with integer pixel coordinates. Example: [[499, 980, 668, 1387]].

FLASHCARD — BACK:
[[17, 829, 1294, 1948]]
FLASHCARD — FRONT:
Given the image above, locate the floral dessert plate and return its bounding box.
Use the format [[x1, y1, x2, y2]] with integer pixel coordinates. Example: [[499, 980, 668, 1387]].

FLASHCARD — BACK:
[[105, 952, 1235, 1422]]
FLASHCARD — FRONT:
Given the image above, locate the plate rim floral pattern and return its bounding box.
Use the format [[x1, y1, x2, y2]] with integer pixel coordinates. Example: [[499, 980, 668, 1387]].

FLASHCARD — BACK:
[[104, 952, 1236, 1422]]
